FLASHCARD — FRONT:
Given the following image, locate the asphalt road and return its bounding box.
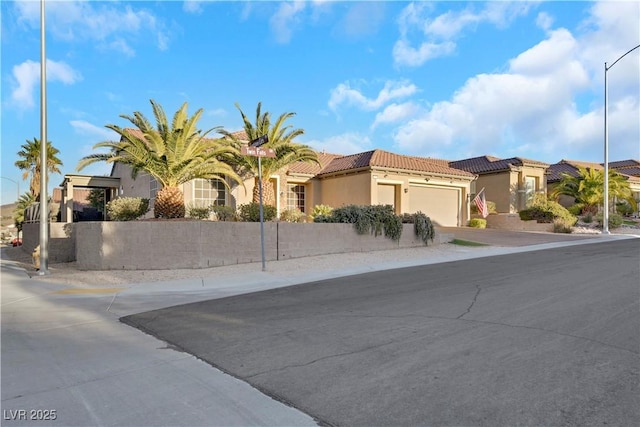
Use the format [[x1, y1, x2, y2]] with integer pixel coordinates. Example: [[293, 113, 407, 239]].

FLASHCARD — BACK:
[[123, 239, 640, 427]]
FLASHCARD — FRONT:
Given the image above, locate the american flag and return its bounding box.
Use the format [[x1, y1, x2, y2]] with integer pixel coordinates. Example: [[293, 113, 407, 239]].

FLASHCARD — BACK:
[[473, 188, 488, 218]]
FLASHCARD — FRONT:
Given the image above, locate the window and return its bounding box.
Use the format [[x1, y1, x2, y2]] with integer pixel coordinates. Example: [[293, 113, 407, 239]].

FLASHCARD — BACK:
[[287, 184, 305, 213], [525, 176, 536, 205], [150, 177, 159, 200], [193, 179, 226, 206]]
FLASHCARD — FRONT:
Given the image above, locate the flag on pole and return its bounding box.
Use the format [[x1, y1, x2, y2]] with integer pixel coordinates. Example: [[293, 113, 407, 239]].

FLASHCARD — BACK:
[[473, 188, 488, 218]]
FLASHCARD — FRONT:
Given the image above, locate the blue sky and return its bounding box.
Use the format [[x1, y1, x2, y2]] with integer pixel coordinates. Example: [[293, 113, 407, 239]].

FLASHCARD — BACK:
[[1, 0, 639, 205]]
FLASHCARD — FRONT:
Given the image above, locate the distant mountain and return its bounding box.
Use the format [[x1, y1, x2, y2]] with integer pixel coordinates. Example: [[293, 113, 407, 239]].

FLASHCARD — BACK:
[[1, 203, 17, 227]]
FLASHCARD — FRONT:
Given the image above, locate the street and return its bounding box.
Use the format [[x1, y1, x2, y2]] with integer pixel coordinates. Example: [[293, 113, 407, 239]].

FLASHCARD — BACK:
[[124, 239, 640, 426]]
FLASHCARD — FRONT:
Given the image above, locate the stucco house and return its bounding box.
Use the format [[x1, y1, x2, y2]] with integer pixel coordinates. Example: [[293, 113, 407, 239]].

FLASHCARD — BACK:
[[449, 156, 550, 213], [108, 146, 476, 227], [547, 159, 640, 213]]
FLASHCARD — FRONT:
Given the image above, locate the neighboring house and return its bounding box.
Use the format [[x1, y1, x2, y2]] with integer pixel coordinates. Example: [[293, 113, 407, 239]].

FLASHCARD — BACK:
[[449, 156, 550, 213], [547, 159, 640, 213]]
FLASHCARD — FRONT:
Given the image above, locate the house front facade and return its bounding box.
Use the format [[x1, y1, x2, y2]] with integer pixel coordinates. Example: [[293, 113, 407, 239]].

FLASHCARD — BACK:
[[449, 156, 550, 213]]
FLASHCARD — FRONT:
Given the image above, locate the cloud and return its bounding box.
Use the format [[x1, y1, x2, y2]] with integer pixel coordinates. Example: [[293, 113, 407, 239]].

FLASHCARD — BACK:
[[371, 102, 422, 129], [183, 1, 204, 14], [70, 120, 118, 141], [305, 132, 373, 155], [336, 2, 386, 39], [13, 0, 170, 55], [394, 1, 536, 67], [270, 2, 306, 44], [329, 80, 418, 112], [11, 59, 82, 109]]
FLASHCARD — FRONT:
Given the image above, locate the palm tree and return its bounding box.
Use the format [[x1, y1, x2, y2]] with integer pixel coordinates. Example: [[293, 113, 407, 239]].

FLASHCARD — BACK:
[[219, 102, 319, 205], [13, 192, 37, 234], [77, 99, 243, 218], [551, 166, 633, 214], [14, 138, 63, 201]]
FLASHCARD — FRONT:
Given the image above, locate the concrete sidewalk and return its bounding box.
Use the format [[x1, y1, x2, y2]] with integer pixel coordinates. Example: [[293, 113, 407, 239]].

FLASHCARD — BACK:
[[1, 232, 637, 426]]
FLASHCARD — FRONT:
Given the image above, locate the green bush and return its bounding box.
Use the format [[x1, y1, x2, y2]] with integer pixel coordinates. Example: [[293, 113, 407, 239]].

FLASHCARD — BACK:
[[567, 204, 584, 216], [210, 205, 236, 221], [616, 201, 635, 217], [471, 200, 496, 215], [186, 203, 210, 220], [553, 219, 573, 233], [582, 213, 593, 223], [413, 212, 435, 244], [310, 204, 333, 220], [313, 204, 404, 242], [280, 208, 304, 223], [106, 197, 149, 221], [596, 212, 624, 229], [468, 218, 487, 229], [519, 197, 577, 227], [238, 202, 277, 222]]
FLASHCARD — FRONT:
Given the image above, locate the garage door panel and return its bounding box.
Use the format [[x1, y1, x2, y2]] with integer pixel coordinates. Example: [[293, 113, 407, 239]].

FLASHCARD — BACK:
[[409, 185, 459, 227]]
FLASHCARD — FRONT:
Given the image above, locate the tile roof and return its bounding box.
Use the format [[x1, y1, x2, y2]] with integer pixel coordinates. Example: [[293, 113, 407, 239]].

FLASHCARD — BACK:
[[547, 159, 640, 182], [449, 156, 549, 174], [287, 152, 343, 175], [316, 149, 475, 178]]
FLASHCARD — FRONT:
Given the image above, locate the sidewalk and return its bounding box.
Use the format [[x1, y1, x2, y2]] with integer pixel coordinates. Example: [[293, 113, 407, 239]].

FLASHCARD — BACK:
[[1, 230, 637, 426]]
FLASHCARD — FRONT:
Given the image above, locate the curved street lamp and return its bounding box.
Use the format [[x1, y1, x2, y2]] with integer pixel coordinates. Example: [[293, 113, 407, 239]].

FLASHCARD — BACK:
[[603, 43, 640, 234]]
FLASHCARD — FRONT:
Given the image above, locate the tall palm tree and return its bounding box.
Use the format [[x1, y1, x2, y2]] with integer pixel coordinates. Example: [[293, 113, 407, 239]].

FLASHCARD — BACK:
[[13, 192, 37, 234], [219, 102, 319, 205], [14, 138, 63, 201], [77, 99, 243, 218], [551, 166, 633, 213]]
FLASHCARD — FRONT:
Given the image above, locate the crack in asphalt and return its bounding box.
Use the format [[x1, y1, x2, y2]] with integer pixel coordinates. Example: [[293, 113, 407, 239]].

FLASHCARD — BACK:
[[457, 284, 482, 319]]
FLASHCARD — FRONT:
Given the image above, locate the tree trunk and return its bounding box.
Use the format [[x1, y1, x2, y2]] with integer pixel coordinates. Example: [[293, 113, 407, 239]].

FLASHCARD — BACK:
[[252, 176, 276, 206]]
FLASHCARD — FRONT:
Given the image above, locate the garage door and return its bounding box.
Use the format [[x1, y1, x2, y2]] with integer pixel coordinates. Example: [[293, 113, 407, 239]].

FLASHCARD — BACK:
[[408, 185, 460, 227]]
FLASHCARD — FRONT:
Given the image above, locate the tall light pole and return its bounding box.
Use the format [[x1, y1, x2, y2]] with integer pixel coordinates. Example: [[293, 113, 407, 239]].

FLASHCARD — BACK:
[[1, 176, 20, 202], [603, 43, 640, 234], [39, 0, 49, 275]]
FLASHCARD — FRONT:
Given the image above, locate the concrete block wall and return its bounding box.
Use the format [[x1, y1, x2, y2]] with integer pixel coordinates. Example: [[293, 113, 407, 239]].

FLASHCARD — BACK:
[[484, 214, 553, 232], [22, 223, 75, 263]]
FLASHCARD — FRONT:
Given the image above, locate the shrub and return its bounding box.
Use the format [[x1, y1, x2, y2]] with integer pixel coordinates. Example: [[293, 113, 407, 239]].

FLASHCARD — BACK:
[[314, 204, 404, 242], [616, 201, 634, 217], [413, 212, 435, 244], [186, 203, 210, 220], [280, 208, 304, 223], [567, 204, 584, 216], [582, 213, 593, 223], [238, 202, 277, 222], [210, 205, 236, 221], [471, 200, 496, 215], [596, 212, 624, 229], [519, 197, 576, 227], [468, 218, 487, 229], [553, 219, 573, 233], [106, 197, 149, 221], [310, 204, 333, 220]]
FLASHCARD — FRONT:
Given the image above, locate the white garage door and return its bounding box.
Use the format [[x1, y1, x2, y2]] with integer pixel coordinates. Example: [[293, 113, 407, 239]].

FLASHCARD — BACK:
[[408, 185, 460, 227]]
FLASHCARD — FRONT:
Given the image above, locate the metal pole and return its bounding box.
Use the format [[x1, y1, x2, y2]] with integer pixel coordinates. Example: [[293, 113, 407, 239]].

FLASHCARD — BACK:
[[603, 61, 610, 234], [39, 0, 49, 274], [603, 44, 640, 235], [258, 155, 266, 271]]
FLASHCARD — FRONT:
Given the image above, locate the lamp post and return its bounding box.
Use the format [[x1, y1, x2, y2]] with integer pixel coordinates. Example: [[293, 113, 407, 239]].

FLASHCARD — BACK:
[[603, 43, 640, 234], [39, 0, 49, 275], [1, 176, 20, 202]]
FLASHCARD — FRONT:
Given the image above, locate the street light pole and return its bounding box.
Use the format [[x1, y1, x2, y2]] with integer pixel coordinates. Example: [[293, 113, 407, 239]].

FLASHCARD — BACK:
[[603, 43, 640, 234], [39, 0, 49, 275]]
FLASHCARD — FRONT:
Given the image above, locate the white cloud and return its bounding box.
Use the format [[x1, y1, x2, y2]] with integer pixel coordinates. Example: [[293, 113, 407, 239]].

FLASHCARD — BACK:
[[305, 132, 372, 155], [11, 59, 82, 110], [13, 0, 170, 55], [394, 1, 536, 67], [329, 80, 418, 112], [183, 1, 204, 14], [70, 120, 118, 141], [270, 2, 306, 44], [536, 12, 554, 31], [371, 102, 422, 129]]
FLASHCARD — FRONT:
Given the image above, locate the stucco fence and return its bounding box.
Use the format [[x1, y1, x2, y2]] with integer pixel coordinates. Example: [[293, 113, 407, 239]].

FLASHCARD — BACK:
[[22, 222, 452, 271]]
